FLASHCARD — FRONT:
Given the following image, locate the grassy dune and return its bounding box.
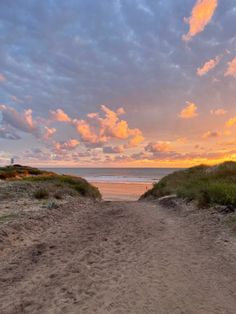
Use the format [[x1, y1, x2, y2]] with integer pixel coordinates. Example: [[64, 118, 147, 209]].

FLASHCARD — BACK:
[[141, 161, 236, 208], [0, 165, 101, 200]]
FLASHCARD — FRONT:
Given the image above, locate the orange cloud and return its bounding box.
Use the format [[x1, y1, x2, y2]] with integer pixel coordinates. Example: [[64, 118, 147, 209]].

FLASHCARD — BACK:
[[202, 130, 221, 139], [210, 108, 227, 116], [73, 119, 102, 144], [182, 0, 218, 42], [99, 105, 130, 139], [225, 116, 236, 128], [179, 102, 198, 119], [127, 129, 145, 148], [197, 56, 220, 76], [50, 109, 71, 122], [0, 73, 6, 82], [225, 57, 236, 77], [73, 105, 144, 148]]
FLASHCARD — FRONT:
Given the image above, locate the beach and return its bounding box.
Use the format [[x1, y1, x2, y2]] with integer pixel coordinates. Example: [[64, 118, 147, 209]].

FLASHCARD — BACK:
[[1, 197, 236, 313], [92, 182, 153, 201], [1, 166, 236, 313], [45, 167, 175, 201]]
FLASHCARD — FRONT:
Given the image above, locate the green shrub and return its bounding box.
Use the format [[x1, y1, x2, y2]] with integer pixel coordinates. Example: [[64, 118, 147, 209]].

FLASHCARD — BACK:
[[33, 188, 49, 199]]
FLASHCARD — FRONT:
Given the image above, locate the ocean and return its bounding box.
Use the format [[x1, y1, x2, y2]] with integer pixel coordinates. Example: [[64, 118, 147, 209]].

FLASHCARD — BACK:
[[43, 168, 180, 201]]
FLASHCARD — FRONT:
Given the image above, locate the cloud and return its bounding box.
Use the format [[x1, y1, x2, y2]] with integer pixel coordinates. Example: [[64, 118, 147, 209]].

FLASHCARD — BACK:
[[225, 57, 236, 77], [182, 0, 218, 42], [50, 109, 71, 122], [127, 129, 145, 148], [54, 139, 80, 152], [103, 145, 125, 154], [225, 116, 236, 128], [210, 108, 227, 116], [145, 141, 172, 153], [73, 105, 144, 148], [179, 102, 198, 119], [197, 56, 220, 76], [0, 73, 6, 82], [202, 130, 221, 139], [0, 126, 21, 140], [10, 95, 22, 103], [73, 119, 104, 145], [99, 105, 130, 139], [0, 104, 40, 136], [43, 126, 56, 140], [0, 105, 58, 142]]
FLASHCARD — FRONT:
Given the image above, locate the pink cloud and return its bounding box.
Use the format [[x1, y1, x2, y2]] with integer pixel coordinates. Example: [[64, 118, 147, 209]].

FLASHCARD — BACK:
[[0, 105, 40, 136], [54, 139, 80, 152], [145, 141, 172, 153], [43, 126, 56, 140], [225, 57, 236, 77], [182, 0, 218, 42]]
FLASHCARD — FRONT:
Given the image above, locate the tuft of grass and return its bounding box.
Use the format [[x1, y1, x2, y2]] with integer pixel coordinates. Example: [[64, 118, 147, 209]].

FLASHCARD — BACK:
[[0, 213, 19, 223], [140, 161, 236, 208], [53, 191, 63, 200], [33, 188, 49, 199]]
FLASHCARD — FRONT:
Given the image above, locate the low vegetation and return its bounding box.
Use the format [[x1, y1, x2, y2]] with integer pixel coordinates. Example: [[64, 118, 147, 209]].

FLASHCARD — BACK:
[[0, 164, 53, 180], [33, 188, 49, 199], [0, 165, 101, 200], [141, 161, 236, 208]]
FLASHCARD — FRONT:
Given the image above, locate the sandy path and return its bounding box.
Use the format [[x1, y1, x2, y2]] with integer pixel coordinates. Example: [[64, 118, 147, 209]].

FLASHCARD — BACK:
[[0, 200, 236, 313]]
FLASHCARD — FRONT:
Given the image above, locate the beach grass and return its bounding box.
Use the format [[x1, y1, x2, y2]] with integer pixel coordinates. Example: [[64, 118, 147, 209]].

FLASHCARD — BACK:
[[0, 165, 101, 200], [0, 165, 52, 180], [141, 161, 236, 207]]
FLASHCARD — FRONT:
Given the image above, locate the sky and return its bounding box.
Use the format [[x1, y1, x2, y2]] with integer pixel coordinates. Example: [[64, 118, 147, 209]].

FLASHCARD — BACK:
[[0, 0, 236, 168]]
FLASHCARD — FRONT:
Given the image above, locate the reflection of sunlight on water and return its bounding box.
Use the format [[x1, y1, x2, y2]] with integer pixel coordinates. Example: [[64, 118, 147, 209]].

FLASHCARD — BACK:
[[92, 182, 153, 201]]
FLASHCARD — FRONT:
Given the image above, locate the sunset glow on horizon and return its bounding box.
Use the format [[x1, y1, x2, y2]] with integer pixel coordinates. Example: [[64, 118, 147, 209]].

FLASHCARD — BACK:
[[0, 0, 236, 168]]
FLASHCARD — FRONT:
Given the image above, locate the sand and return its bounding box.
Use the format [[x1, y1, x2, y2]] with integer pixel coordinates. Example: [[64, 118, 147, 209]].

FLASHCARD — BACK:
[[1, 197, 236, 313], [92, 182, 152, 201]]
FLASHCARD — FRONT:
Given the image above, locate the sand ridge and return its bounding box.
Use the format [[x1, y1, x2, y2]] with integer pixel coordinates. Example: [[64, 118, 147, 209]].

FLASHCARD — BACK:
[[0, 199, 236, 313]]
